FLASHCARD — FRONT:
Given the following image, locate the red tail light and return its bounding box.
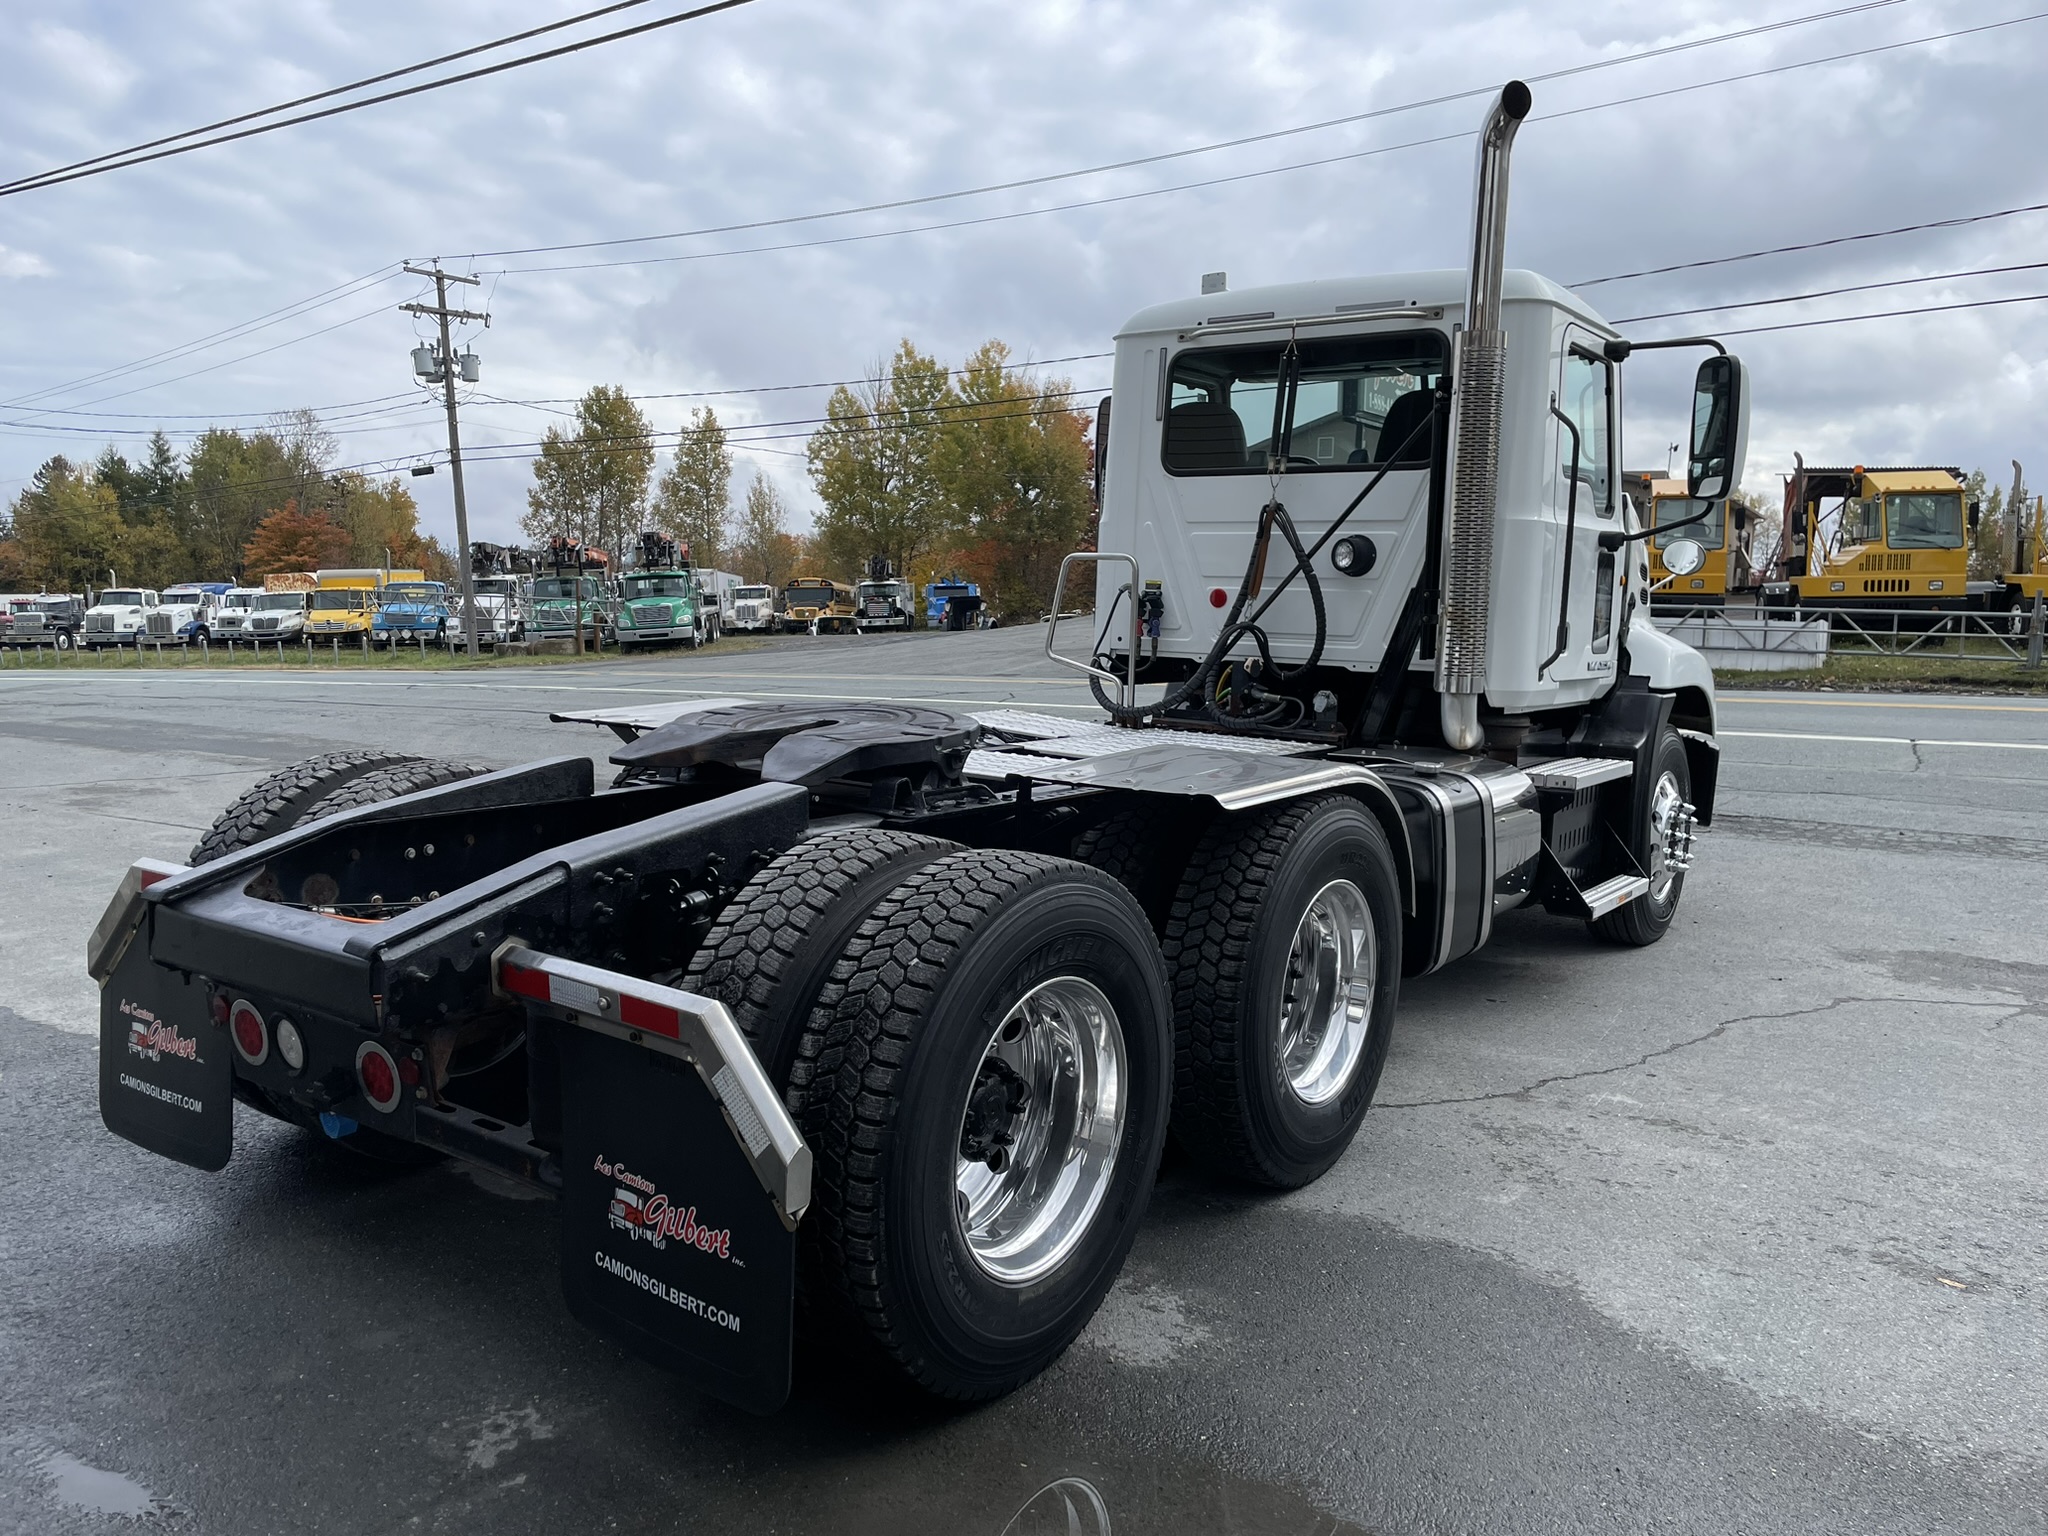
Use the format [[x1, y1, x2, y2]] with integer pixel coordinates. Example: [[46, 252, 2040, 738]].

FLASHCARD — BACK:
[[355, 1042, 402, 1112], [229, 1000, 268, 1066]]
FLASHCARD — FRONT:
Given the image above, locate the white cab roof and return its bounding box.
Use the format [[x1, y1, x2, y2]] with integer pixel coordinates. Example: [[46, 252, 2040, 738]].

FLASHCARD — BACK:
[[1117, 268, 1612, 340]]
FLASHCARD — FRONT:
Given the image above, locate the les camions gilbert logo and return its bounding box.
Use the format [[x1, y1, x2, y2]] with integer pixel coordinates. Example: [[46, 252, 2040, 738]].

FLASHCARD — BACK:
[[597, 1153, 733, 1260], [121, 999, 199, 1064]]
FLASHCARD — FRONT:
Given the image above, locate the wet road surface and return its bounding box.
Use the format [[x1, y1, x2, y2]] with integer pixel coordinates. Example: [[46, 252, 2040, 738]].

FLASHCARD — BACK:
[[2, 629, 2043, 1533]]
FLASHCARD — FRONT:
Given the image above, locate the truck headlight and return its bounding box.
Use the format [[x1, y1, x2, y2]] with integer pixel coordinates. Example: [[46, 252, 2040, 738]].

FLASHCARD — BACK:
[[1330, 535, 1376, 576]]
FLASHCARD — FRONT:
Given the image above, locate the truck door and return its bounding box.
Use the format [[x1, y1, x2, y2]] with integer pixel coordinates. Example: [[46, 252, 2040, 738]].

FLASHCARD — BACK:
[[1550, 330, 1620, 678]]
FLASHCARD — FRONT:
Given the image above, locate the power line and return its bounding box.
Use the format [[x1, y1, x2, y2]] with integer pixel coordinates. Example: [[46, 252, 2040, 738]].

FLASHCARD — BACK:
[[0, 0, 765, 200], [1702, 290, 2048, 337], [1578, 202, 2048, 288], [489, 13, 2048, 281], [454, 0, 1908, 263], [1611, 261, 2048, 323], [0, 1, 672, 196]]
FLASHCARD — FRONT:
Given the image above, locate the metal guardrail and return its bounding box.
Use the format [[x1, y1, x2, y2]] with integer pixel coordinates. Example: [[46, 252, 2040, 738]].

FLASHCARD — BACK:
[[1655, 598, 2046, 666]]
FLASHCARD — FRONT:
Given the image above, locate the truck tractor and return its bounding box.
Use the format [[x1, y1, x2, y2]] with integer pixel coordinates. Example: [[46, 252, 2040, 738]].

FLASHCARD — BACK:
[[1624, 473, 1753, 610], [1760, 461, 1999, 615], [371, 580, 454, 650], [82, 587, 159, 647], [144, 582, 232, 645], [925, 576, 982, 628], [92, 82, 1743, 1417], [212, 587, 267, 639], [855, 576, 917, 632], [727, 583, 778, 633], [244, 587, 312, 643], [531, 538, 616, 650], [5, 594, 85, 649], [617, 532, 709, 650]]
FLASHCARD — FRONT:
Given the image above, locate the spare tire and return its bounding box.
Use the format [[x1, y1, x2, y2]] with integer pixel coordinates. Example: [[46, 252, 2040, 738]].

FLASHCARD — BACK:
[[188, 750, 421, 865]]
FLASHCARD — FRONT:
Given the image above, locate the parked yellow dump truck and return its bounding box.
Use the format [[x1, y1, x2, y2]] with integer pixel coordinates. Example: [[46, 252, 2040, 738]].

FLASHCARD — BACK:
[[307, 568, 424, 643]]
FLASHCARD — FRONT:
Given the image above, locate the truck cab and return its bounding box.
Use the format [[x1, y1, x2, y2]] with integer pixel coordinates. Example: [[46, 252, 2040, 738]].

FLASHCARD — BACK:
[[855, 578, 916, 631], [4, 594, 85, 648], [245, 589, 311, 641], [145, 583, 231, 644], [451, 575, 527, 649], [1763, 465, 1982, 612], [531, 573, 615, 646], [212, 588, 266, 638], [371, 580, 453, 649], [83, 588, 159, 646], [617, 567, 704, 649], [729, 585, 777, 632], [1627, 475, 1750, 609]]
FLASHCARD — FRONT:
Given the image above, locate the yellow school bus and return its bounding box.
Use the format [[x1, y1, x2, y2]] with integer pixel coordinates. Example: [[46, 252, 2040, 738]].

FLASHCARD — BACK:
[[1763, 465, 1983, 612], [307, 567, 424, 641], [781, 576, 857, 635]]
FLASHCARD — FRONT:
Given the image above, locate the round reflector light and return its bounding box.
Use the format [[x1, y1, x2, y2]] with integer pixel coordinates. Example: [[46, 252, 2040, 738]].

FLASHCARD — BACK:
[[356, 1041, 402, 1113], [274, 1017, 306, 1074], [1209, 587, 1229, 609], [229, 1000, 268, 1066]]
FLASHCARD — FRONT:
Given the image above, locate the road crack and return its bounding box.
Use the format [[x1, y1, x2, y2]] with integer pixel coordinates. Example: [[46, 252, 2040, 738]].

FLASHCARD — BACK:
[[1378, 995, 2019, 1109]]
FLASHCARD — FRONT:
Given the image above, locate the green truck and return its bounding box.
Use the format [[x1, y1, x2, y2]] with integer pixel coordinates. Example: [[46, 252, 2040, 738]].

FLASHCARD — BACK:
[[616, 533, 716, 650]]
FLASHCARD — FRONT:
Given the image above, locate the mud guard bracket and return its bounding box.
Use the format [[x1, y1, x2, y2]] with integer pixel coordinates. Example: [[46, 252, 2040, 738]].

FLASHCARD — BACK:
[[498, 946, 806, 1414]]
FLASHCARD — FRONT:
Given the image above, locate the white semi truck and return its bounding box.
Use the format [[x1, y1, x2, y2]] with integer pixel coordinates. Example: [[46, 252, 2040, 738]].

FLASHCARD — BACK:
[[92, 82, 1739, 1415], [81, 588, 159, 647]]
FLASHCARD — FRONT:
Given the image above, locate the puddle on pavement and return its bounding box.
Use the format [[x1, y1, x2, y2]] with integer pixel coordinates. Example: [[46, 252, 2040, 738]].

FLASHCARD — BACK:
[[43, 1452, 162, 1517]]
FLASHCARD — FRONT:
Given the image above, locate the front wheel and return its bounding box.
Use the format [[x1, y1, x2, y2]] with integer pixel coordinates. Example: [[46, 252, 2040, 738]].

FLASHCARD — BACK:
[[54, 632, 72, 651], [1589, 727, 1696, 947], [1162, 794, 1402, 1188], [797, 851, 1172, 1400]]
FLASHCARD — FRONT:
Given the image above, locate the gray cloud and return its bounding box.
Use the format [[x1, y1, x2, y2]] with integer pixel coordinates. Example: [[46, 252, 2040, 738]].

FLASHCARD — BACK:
[[1, 0, 2040, 545]]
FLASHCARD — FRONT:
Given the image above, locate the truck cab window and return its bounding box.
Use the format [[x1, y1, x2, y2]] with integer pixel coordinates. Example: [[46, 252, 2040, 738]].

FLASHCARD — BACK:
[[1162, 332, 1446, 474], [1559, 348, 1614, 516], [1886, 492, 1964, 549]]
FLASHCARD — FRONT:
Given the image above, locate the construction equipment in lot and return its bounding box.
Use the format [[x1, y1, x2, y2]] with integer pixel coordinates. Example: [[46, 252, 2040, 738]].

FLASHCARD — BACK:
[[1760, 461, 2003, 614], [92, 81, 1743, 1414]]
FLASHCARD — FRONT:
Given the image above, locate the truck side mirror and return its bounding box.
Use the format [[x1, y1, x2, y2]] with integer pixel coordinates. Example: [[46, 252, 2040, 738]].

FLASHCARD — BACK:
[[1686, 354, 1748, 502], [1661, 537, 1708, 577], [1968, 500, 1981, 532]]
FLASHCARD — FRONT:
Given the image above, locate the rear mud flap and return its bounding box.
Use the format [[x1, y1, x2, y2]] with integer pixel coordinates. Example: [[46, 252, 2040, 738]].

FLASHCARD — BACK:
[[552, 1022, 796, 1414], [98, 929, 232, 1171]]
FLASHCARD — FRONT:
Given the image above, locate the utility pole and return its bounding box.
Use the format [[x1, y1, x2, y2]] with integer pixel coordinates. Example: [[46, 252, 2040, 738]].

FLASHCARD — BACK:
[[401, 262, 488, 657]]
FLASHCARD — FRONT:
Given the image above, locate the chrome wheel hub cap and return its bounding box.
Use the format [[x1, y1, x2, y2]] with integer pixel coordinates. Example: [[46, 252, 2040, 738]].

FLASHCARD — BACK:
[[955, 976, 1126, 1285], [1278, 879, 1376, 1107], [1647, 771, 1698, 903]]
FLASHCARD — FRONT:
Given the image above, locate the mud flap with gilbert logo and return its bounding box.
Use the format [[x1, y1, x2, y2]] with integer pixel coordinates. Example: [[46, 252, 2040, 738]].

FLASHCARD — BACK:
[[550, 1018, 798, 1414], [97, 917, 233, 1172]]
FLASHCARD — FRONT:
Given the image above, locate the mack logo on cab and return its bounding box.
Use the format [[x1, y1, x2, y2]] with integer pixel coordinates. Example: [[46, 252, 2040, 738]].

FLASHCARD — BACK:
[[121, 1000, 199, 1063], [594, 1153, 733, 1259]]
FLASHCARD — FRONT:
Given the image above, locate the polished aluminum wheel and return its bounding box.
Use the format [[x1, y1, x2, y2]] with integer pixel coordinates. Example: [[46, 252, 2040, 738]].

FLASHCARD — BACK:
[[955, 976, 1126, 1285], [1647, 770, 1697, 903], [1277, 878, 1376, 1107]]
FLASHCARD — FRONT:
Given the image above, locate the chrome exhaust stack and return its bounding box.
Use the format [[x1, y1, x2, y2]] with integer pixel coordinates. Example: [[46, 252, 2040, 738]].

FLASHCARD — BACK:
[[1435, 80, 1531, 751]]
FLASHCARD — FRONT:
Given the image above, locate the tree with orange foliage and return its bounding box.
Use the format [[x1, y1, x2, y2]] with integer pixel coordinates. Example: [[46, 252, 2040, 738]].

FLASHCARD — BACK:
[[242, 501, 351, 579]]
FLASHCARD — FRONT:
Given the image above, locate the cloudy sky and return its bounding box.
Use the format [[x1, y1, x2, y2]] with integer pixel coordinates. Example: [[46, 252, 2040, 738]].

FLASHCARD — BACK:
[[0, 0, 2041, 548]]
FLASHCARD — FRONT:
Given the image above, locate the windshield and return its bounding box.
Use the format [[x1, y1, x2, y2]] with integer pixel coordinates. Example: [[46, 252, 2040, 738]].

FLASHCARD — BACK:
[[222, 593, 256, 609], [533, 577, 601, 600], [625, 575, 694, 598], [1164, 330, 1449, 474], [98, 591, 147, 606], [735, 586, 771, 600], [381, 583, 443, 603], [163, 591, 204, 604], [255, 593, 305, 611], [786, 583, 836, 603], [860, 582, 909, 600], [1887, 492, 1965, 550], [312, 589, 366, 611], [473, 578, 519, 597], [1653, 498, 1725, 551]]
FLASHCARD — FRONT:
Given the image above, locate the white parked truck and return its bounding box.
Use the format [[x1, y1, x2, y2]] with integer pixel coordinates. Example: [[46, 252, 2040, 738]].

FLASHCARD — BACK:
[[144, 583, 233, 644], [82, 588, 159, 646], [854, 577, 917, 631], [450, 575, 527, 649], [211, 588, 266, 638], [727, 584, 777, 632], [243, 589, 311, 642], [91, 82, 1740, 1416]]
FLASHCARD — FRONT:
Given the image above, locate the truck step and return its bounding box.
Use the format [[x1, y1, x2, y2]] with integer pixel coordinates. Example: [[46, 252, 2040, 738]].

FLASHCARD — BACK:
[[1526, 756, 1632, 792], [1579, 873, 1650, 918]]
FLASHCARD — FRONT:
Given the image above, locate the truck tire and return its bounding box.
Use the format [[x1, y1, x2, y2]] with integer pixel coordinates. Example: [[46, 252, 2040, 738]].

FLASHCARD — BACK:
[[1069, 801, 1207, 934], [297, 757, 488, 820], [679, 828, 961, 1088], [188, 750, 423, 865], [795, 850, 1172, 1400], [1589, 727, 1694, 947], [1161, 794, 1401, 1189]]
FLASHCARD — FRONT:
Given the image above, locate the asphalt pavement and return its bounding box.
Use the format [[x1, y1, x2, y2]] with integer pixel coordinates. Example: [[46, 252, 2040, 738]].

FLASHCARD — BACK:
[[2, 629, 2043, 1535]]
